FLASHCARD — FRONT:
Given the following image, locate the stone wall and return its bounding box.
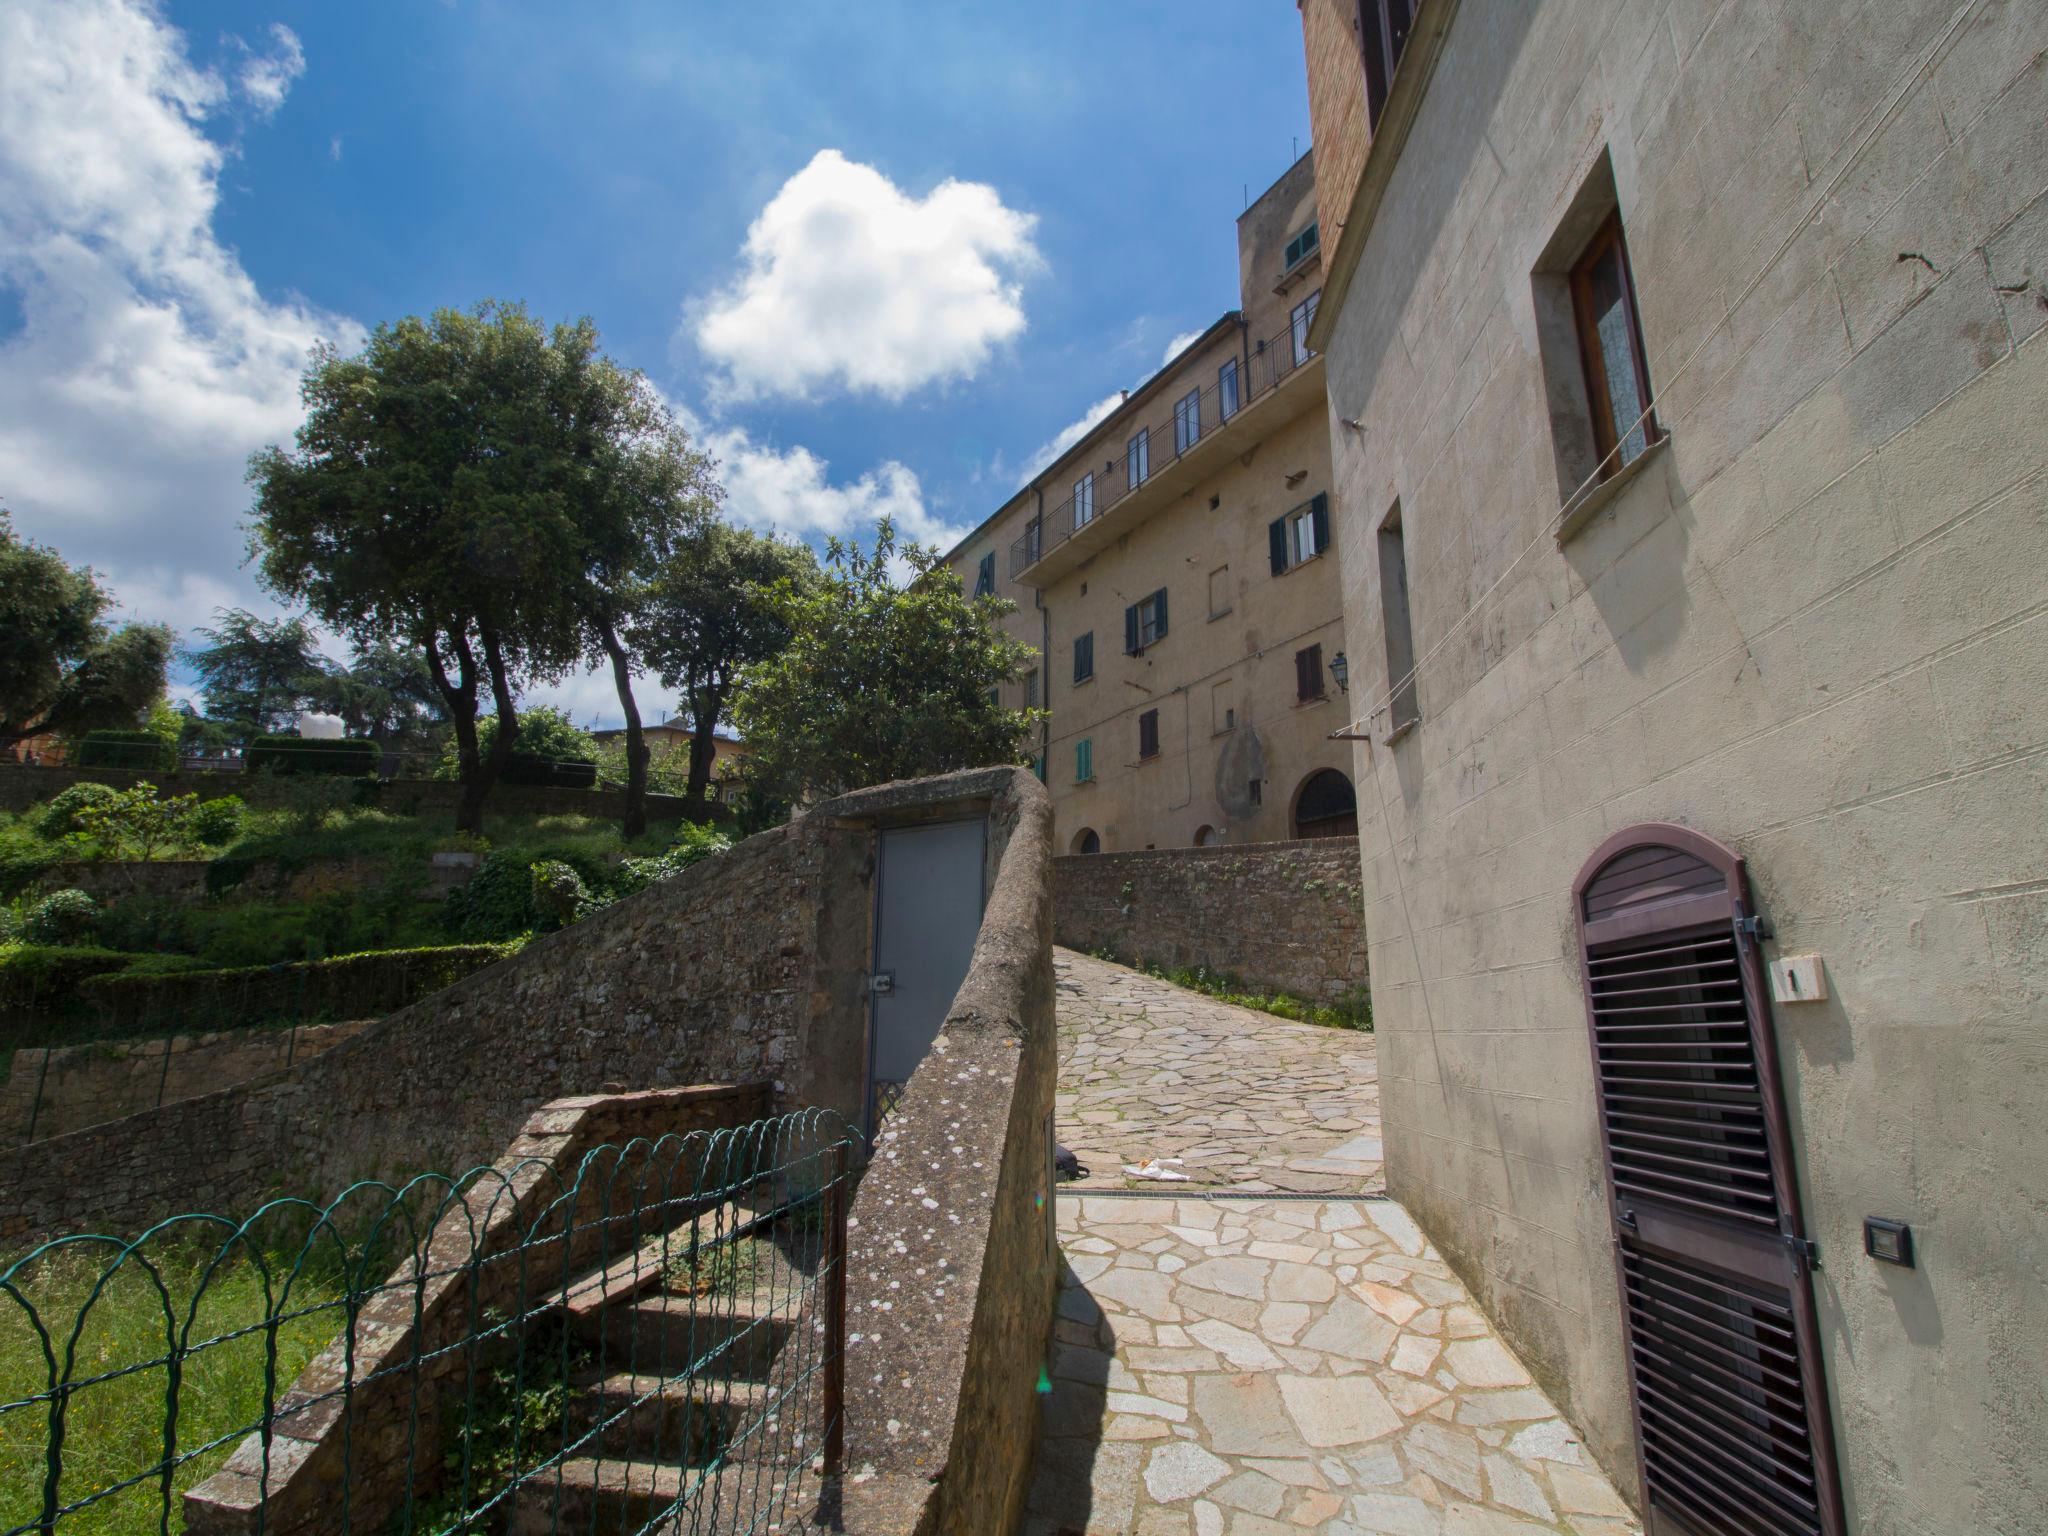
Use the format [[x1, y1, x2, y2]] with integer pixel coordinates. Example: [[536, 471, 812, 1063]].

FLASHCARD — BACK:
[[34, 857, 408, 904], [1303, 1, 2048, 1527], [0, 765, 702, 823], [1053, 839, 1367, 1003], [837, 768, 1059, 1534], [0, 807, 842, 1242], [0, 1021, 374, 1143]]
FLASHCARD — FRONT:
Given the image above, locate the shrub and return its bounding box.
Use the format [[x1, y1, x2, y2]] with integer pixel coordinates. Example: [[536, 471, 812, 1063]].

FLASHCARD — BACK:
[[266, 773, 358, 833], [70, 782, 203, 862], [245, 735, 379, 777], [0, 820, 61, 899], [442, 851, 542, 942], [188, 795, 246, 845], [75, 731, 175, 770], [76, 943, 518, 1030], [0, 944, 138, 1013], [434, 707, 597, 782], [528, 860, 588, 930], [25, 889, 98, 946], [35, 782, 121, 840], [501, 753, 599, 789]]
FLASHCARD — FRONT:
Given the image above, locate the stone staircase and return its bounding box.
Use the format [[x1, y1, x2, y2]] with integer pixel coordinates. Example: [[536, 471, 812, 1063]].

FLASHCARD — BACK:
[[506, 1197, 830, 1536]]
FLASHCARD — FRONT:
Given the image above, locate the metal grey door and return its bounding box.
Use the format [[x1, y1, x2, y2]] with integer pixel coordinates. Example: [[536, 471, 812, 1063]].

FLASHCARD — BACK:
[[867, 818, 986, 1135]]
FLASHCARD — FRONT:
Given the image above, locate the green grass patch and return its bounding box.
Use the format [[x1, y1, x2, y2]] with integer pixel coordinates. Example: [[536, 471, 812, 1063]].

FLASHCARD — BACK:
[[0, 1241, 345, 1536], [1092, 949, 1373, 1032]]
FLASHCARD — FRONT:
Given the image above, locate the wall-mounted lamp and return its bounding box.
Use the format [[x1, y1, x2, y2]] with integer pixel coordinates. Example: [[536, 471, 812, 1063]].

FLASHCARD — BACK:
[[1864, 1217, 1914, 1268], [1329, 651, 1350, 694]]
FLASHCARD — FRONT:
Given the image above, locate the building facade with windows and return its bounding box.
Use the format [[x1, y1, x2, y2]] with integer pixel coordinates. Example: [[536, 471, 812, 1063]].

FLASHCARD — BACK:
[[1301, 1, 2048, 1531], [948, 154, 1359, 855]]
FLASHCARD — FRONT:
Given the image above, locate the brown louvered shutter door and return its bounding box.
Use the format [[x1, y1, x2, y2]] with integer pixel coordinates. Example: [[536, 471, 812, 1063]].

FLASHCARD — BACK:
[[1572, 825, 1844, 1536]]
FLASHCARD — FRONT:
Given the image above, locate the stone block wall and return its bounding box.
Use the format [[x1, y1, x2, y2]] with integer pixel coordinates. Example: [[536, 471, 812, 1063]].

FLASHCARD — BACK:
[[0, 813, 838, 1242], [0, 1021, 374, 1143], [1053, 839, 1367, 1003]]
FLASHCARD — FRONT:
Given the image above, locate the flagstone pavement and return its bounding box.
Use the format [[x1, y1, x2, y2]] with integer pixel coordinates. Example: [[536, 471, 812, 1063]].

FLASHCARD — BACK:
[[1027, 952, 1639, 1535], [1054, 951, 1382, 1193]]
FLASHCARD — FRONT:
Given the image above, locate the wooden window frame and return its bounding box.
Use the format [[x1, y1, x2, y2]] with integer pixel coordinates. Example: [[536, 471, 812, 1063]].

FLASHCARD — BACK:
[[1137, 708, 1160, 761], [1568, 210, 1661, 479], [972, 551, 995, 598], [1356, 0, 1414, 130], [1073, 631, 1094, 686], [1289, 292, 1319, 368], [1128, 427, 1150, 489], [1073, 471, 1096, 527], [1217, 358, 1240, 421], [1074, 737, 1093, 784]]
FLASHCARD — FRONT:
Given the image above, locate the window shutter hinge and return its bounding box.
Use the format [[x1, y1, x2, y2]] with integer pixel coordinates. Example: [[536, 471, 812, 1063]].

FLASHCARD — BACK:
[[1734, 907, 1772, 945], [1783, 1231, 1820, 1269]]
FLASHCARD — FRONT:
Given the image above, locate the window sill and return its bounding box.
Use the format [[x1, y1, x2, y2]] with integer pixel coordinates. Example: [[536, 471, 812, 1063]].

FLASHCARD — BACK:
[[1276, 550, 1328, 579], [1382, 713, 1421, 747], [1554, 433, 1670, 544], [1072, 675, 1095, 689], [1295, 694, 1331, 709], [1208, 607, 1233, 623]]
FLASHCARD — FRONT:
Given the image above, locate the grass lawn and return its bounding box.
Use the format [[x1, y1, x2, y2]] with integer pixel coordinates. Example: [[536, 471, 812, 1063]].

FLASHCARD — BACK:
[[0, 1240, 344, 1535]]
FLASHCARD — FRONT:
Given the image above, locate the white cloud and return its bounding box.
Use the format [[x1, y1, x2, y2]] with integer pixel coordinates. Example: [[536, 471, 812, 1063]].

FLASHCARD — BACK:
[[687, 413, 967, 553], [1016, 391, 1123, 487], [329, 135, 343, 163], [234, 23, 305, 118], [1161, 329, 1204, 366], [0, 0, 360, 633], [523, 663, 676, 734], [690, 149, 1040, 402]]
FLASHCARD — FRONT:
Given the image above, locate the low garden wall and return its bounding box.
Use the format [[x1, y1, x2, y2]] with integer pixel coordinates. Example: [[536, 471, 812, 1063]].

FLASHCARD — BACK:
[[72, 944, 515, 1030], [1053, 838, 1368, 1004], [35, 857, 400, 904], [0, 764, 708, 824], [835, 769, 1059, 1535], [0, 1020, 375, 1143]]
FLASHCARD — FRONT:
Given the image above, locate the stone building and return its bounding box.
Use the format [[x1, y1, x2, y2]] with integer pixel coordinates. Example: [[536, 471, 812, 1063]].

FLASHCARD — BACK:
[[1299, 1, 2047, 1532], [947, 155, 1360, 855]]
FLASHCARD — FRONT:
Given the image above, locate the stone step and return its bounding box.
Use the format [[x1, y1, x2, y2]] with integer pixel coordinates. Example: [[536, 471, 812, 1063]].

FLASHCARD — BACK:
[[555, 1200, 764, 1328], [571, 1290, 804, 1384], [567, 1370, 772, 1463], [504, 1454, 823, 1536]]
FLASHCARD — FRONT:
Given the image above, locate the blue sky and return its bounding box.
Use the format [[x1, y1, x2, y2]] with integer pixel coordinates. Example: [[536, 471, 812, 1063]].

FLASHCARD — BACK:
[[0, 0, 1311, 726]]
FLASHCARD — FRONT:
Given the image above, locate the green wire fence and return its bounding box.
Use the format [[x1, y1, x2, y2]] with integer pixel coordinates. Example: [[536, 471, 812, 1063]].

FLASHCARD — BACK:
[[0, 1108, 857, 1535]]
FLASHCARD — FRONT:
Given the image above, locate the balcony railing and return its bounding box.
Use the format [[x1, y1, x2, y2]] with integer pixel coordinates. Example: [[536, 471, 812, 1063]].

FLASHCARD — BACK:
[[1010, 303, 1320, 579]]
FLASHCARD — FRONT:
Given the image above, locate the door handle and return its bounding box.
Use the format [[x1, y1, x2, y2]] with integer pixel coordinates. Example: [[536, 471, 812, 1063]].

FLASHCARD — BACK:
[[869, 970, 896, 996]]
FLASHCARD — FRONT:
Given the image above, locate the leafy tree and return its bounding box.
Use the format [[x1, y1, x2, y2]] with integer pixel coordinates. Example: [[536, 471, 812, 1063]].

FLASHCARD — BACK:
[[729, 519, 1041, 805], [249, 303, 593, 832], [315, 639, 448, 755], [629, 521, 819, 813], [546, 329, 721, 837], [0, 513, 171, 741], [184, 608, 330, 741], [433, 706, 595, 779]]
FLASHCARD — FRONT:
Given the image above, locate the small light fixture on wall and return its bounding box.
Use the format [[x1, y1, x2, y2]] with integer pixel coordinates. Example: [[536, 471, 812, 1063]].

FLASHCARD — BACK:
[[1864, 1217, 1914, 1268], [1329, 651, 1350, 694]]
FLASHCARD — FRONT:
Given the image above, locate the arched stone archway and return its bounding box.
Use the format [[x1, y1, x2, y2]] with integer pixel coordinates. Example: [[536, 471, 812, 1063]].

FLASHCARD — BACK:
[[1071, 827, 1102, 855], [1291, 768, 1357, 840]]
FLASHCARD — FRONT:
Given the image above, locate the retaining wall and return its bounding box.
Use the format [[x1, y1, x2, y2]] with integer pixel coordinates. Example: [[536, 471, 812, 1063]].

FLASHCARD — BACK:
[[1052, 838, 1367, 1002], [0, 807, 844, 1242], [0, 1021, 376, 1144]]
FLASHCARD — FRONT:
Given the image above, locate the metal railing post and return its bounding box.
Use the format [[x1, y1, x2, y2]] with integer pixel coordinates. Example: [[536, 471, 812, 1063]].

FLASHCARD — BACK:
[[23, 1045, 52, 1146], [822, 1139, 850, 1479]]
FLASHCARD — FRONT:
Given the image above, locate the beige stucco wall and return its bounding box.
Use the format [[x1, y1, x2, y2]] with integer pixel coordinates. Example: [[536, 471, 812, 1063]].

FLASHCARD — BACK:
[[1041, 401, 1347, 854], [1307, 0, 2048, 1530], [950, 157, 1350, 855]]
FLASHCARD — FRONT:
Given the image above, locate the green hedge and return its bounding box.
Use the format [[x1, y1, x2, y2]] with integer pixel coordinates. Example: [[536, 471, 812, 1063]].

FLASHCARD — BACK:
[[76, 731, 175, 771], [76, 942, 519, 1031], [501, 753, 598, 789], [245, 735, 380, 777], [0, 944, 207, 1014]]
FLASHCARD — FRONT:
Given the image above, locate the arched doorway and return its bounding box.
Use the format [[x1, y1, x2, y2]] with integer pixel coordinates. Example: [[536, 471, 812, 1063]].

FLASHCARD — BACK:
[[1291, 769, 1357, 840], [1193, 824, 1220, 847], [1071, 828, 1101, 855]]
